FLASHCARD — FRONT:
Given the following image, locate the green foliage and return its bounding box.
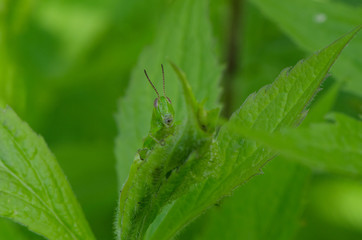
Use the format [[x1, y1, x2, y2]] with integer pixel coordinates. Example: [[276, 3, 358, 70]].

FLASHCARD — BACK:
[[178, 5, 312, 239], [238, 113, 362, 176], [249, 0, 362, 95], [142, 26, 360, 240], [115, 0, 222, 187], [0, 107, 95, 239], [0, 0, 361, 239], [117, 59, 220, 239], [178, 158, 310, 240]]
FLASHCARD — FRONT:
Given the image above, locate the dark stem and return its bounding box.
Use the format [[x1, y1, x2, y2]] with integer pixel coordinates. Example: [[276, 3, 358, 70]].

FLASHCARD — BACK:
[[222, 0, 243, 117]]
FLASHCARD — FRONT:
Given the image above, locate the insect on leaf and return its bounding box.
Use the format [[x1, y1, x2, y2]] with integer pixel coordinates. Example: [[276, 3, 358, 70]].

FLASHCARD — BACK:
[[147, 26, 361, 240], [115, 0, 222, 189], [116, 63, 219, 240]]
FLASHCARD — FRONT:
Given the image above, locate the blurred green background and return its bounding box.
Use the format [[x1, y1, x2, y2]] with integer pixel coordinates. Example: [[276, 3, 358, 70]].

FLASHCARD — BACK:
[[0, 0, 361, 239]]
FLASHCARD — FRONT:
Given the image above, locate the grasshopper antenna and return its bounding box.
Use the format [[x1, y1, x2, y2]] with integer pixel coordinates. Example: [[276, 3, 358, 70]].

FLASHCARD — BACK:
[[161, 64, 166, 97], [144, 69, 160, 98]]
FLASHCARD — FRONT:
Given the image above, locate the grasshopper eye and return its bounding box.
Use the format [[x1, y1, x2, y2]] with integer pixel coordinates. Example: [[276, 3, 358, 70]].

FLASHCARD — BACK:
[[163, 114, 173, 126], [165, 118, 172, 124], [154, 98, 158, 108]]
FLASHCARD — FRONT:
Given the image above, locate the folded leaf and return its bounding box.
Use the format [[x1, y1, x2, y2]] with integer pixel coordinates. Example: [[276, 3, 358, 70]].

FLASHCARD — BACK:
[[0, 107, 95, 240]]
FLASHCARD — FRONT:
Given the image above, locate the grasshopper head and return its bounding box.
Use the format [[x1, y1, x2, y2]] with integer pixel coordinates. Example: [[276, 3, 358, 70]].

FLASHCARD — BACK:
[[145, 64, 175, 128], [154, 96, 175, 127]]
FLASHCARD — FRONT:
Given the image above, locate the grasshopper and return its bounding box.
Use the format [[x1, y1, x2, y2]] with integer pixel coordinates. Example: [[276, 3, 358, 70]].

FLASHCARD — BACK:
[[138, 65, 176, 160], [117, 63, 219, 240]]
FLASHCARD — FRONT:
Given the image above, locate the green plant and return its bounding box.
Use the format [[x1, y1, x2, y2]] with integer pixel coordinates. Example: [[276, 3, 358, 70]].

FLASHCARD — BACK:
[[0, 0, 361, 240]]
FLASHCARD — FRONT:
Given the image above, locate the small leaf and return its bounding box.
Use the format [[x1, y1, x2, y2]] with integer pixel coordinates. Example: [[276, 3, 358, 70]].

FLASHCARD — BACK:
[[147, 27, 361, 240], [0, 107, 95, 240]]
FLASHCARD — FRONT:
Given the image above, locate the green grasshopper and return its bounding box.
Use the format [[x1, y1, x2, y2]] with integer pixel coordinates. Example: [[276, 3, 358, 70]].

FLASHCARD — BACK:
[[137, 65, 176, 160], [117, 63, 219, 240]]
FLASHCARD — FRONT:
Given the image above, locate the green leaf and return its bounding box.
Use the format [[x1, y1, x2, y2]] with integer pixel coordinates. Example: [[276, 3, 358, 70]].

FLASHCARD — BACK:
[[146, 27, 361, 240], [115, 0, 222, 187], [178, 158, 310, 240], [0, 107, 95, 240], [238, 113, 362, 176], [178, 5, 312, 239], [249, 0, 362, 95]]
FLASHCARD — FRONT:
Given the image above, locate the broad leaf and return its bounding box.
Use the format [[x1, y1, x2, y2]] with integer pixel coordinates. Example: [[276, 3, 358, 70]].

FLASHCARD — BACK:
[[0, 107, 95, 240], [249, 0, 362, 95], [147, 27, 361, 240], [115, 0, 222, 187]]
